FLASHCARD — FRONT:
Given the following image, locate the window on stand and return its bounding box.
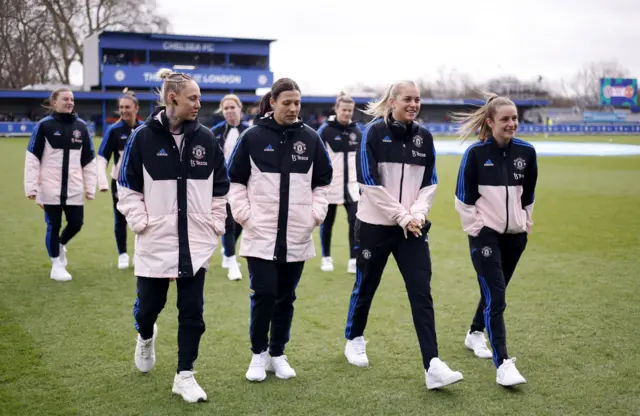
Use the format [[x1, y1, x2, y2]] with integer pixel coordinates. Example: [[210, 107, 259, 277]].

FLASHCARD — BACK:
[[227, 54, 268, 69]]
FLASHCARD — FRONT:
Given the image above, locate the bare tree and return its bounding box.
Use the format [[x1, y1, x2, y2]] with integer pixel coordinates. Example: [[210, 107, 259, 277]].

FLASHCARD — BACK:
[[563, 60, 630, 108], [417, 66, 482, 99], [0, 0, 55, 88], [36, 0, 170, 84]]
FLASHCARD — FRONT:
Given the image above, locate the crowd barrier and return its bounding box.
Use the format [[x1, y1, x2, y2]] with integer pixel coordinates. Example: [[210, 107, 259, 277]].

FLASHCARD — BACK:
[[0, 121, 96, 137], [2, 121, 640, 137], [424, 123, 640, 135]]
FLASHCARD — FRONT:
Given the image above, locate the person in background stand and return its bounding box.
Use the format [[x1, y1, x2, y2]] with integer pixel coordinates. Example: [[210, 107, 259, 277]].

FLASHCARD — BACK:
[[211, 94, 251, 280], [316, 91, 361, 274], [24, 87, 97, 281], [97, 90, 143, 269]]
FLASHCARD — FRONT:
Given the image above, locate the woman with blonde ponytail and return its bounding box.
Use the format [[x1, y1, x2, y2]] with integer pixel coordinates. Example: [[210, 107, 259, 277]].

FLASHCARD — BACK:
[[344, 80, 464, 390], [453, 93, 538, 387]]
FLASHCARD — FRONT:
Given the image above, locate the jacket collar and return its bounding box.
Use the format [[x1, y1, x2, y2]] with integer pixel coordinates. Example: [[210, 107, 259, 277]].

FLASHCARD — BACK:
[[51, 112, 77, 124], [256, 113, 304, 135], [145, 107, 201, 137], [487, 136, 513, 150], [327, 115, 356, 131]]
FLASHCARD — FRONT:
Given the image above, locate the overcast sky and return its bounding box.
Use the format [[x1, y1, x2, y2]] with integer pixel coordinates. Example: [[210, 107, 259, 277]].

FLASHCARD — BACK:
[[152, 0, 639, 95]]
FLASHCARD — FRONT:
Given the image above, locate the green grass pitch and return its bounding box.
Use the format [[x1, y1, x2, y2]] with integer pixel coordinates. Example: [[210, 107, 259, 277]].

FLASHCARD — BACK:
[[0, 136, 639, 415]]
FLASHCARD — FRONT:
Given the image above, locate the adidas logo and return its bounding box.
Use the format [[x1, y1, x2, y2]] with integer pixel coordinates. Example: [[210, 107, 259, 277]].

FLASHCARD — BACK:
[[156, 148, 168, 156], [382, 136, 392, 143], [264, 144, 274, 152], [53, 131, 61, 136], [484, 159, 494, 167], [120, 134, 128, 139]]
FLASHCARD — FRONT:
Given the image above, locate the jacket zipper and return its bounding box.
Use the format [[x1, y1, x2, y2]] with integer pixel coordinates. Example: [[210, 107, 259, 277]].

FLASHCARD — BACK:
[[343, 132, 349, 201], [503, 149, 509, 233], [273, 131, 287, 261], [398, 142, 406, 203]]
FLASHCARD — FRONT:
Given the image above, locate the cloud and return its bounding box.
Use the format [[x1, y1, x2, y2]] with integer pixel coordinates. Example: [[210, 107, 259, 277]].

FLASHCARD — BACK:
[[152, 0, 640, 93]]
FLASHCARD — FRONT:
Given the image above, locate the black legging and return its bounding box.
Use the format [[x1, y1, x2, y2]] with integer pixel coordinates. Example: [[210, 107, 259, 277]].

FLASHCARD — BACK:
[[44, 204, 84, 258], [222, 203, 242, 257], [111, 179, 127, 255], [320, 202, 357, 259]]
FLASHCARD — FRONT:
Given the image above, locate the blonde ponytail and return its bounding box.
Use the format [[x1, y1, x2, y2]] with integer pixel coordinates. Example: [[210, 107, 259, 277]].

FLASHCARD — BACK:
[[362, 80, 418, 123], [449, 93, 516, 142], [41, 87, 72, 113]]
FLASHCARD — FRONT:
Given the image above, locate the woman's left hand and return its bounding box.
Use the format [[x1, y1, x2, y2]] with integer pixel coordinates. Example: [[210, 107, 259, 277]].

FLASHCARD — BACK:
[[406, 220, 422, 238]]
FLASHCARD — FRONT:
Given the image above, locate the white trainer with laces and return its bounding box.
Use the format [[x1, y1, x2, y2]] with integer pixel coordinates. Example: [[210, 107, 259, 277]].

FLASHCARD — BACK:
[[425, 357, 464, 390], [344, 336, 369, 367], [321, 256, 334, 272], [172, 371, 207, 403], [50, 258, 72, 281], [266, 355, 297, 379], [465, 330, 493, 359], [135, 324, 157, 373], [347, 258, 357, 274], [497, 357, 527, 386], [245, 351, 269, 382], [59, 244, 67, 266], [118, 253, 129, 270]]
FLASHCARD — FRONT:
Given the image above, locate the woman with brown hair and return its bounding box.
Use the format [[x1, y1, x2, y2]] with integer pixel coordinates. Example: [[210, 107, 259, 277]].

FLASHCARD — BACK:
[[24, 87, 97, 281]]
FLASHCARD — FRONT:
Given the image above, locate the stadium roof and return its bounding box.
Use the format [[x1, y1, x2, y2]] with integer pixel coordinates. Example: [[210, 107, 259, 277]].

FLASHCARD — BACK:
[[99, 30, 276, 44], [0, 90, 550, 106]]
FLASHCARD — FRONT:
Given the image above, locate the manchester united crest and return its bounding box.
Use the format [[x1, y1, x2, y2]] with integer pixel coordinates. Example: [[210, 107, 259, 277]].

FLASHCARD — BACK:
[[192, 145, 206, 160], [513, 157, 526, 171], [293, 141, 306, 155], [72, 129, 82, 139], [413, 135, 423, 148]]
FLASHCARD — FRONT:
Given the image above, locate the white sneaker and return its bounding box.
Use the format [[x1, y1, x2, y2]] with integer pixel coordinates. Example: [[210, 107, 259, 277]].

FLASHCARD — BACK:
[[321, 256, 334, 272], [227, 257, 242, 281], [465, 330, 493, 359], [266, 355, 297, 379], [172, 371, 207, 403], [425, 358, 464, 390], [59, 244, 67, 267], [118, 253, 129, 270], [497, 358, 527, 387], [347, 258, 357, 274], [135, 324, 157, 373], [50, 258, 72, 281], [344, 336, 369, 367], [222, 254, 239, 269], [246, 351, 269, 382]]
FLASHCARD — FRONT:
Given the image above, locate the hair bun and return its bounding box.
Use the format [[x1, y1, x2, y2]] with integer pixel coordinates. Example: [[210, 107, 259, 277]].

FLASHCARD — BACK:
[[156, 68, 173, 80]]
